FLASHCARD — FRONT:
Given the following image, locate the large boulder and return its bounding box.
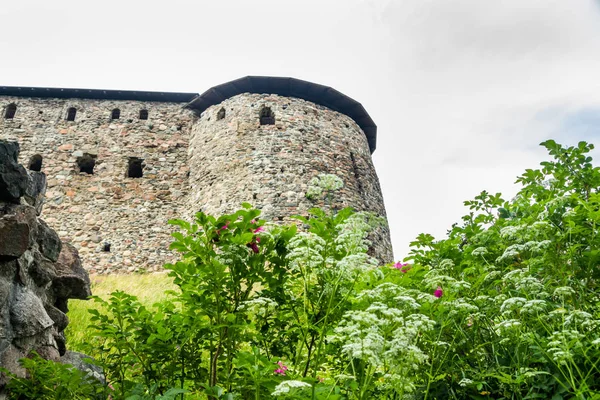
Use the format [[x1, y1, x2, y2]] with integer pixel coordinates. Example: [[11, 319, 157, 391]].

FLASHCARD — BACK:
[[36, 220, 61, 263], [23, 171, 46, 215], [0, 141, 29, 204], [0, 140, 94, 392], [53, 243, 91, 300], [9, 285, 54, 337]]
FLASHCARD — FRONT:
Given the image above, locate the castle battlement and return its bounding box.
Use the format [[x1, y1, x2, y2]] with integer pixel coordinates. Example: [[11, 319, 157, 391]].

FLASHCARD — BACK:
[[0, 77, 392, 273]]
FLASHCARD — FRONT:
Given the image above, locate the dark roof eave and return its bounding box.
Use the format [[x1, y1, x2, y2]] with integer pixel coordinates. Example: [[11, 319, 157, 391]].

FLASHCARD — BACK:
[[187, 76, 377, 153], [0, 86, 198, 103]]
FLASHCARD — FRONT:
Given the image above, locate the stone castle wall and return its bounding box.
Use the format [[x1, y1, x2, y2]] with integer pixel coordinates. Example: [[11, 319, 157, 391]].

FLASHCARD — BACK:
[[188, 93, 392, 261], [1, 91, 393, 272], [0, 97, 195, 274]]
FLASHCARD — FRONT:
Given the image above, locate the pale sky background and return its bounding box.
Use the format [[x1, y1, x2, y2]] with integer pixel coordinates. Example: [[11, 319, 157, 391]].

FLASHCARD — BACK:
[[2, 0, 600, 260]]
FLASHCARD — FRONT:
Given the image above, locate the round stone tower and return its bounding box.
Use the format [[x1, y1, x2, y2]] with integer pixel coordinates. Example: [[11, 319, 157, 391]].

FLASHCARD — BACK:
[[186, 76, 392, 262]]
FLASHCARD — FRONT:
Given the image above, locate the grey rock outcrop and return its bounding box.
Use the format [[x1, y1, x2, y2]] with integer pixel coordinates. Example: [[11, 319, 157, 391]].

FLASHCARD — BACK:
[[0, 140, 92, 388]]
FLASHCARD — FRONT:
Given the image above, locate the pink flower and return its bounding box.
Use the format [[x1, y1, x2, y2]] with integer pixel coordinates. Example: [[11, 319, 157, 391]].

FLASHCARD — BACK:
[[274, 361, 288, 376], [393, 262, 410, 273], [248, 242, 259, 254], [251, 219, 257, 224], [254, 226, 265, 233], [218, 221, 230, 232], [434, 286, 443, 298]]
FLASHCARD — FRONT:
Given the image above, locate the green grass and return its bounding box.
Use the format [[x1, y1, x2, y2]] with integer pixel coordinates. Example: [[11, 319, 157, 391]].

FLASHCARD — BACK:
[[65, 272, 178, 353]]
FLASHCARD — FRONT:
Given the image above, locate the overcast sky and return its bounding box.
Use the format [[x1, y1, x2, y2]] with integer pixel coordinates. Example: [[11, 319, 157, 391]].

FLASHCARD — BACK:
[[2, 0, 600, 260]]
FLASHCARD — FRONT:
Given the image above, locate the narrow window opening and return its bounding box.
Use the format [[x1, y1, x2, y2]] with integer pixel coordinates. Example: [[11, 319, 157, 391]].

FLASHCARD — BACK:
[[139, 109, 148, 120], [4, 104, 16, 119], [28, 154, 43, 172], [66, 107, 77, 121], [350, 152, 363, 192], [77, 153, 97, 175], [217, 107, 226, 120], [111, 108, 120, 120], [103, 242, 111, 252], [259, 107, 275, 125], [127, 157, 144, 178]]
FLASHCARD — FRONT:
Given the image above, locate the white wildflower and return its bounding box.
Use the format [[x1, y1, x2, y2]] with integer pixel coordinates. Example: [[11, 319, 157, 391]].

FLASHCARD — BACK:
[[494, 319, 521, 332], [286, 232, 326, 271], [500, 297, 527, 315], [553, 286, 575, 298], [496, 244, 524, 262], [306, 174, 343, 199], [393, 296, 421, 311], [500, 226, 522, 240], [564, 310, 593, 328], [239, 297, 279, 317], [437, 259, 454, 271], [521, 299, 547, 315], [271, 380, 312, 396], [458, 378, 473, 387], [471, 247, 488, 257]]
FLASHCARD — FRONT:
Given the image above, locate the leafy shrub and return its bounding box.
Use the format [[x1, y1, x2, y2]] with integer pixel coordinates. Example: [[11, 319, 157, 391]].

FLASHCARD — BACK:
[[0, 352, 106, 399], [8, 141, 600, 399]]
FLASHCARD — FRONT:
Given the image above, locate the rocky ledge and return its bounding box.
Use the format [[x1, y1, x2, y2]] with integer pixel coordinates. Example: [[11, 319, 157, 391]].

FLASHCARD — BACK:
[[0, 140, 92, 388]]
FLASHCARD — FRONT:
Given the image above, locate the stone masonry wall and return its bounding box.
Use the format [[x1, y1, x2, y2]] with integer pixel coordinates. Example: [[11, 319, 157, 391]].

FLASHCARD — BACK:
[[188, 93, 393, 262], [0, 97, 195, 274]]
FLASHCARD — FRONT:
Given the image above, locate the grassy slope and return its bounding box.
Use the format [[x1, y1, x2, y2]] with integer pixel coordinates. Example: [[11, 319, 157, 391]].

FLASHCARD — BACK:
[[65, 272, 178, 353]]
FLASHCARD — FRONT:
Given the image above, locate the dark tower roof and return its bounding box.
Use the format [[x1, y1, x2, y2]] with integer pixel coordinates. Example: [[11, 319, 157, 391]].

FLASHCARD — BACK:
[[186, 76, 378, 153], [0, 86, 197, 103]]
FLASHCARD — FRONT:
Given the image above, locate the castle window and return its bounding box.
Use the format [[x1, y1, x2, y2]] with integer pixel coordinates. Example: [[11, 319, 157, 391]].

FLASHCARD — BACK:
[[259, 106, 275, 125], [66, 107, 77, 121], [139, 109, 148, 120], [127, 157, 144, 178], [217, 107, 226, 120], [77, 153, 97, 175], [111, 108, 120, 120], [4, 104, 16, 119], [103, 242, 111, 252], [28, 154, 43, 172]]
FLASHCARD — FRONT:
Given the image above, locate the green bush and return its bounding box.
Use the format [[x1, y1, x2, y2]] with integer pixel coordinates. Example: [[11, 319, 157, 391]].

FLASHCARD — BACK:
[[0, 352, 106, 399], [6, 142, 600, 399]]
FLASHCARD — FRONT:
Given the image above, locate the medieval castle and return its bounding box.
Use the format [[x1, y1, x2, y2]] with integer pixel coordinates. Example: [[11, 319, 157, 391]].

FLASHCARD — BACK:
[[0, 76, 392, 273]]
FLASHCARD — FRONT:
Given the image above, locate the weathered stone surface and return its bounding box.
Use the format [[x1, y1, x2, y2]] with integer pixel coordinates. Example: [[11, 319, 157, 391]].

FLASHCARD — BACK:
[[0, 147, 92, 388], [29, 251, 57, 287], [24, 171, 47, 215], [190, 93, 393, 262], [1, 99, 194, 274], [53, 243, 91, 299], [0, 345, 26, 385], [44, 304, 69, 332], [61, 351, 105, 383], [0, 217, 30, 259], [0, 141, 28, 204], [0, 89, 393, 272], [36, 220, 61, 262], [9, 285, 54, 337], [33, 345, 60, 362]]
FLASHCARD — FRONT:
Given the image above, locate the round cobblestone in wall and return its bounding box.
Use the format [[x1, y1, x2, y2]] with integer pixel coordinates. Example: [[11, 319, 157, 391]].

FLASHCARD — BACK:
[[188, 93, 393, 262]]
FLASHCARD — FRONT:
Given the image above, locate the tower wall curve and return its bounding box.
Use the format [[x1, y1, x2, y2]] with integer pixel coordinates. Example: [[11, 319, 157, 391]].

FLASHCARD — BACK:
[[187, 92, 393, 262]]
